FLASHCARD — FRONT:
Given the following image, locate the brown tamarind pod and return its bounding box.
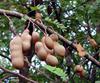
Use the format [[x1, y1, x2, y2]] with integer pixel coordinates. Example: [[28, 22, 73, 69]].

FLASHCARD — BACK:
[[45, 36, 54, 49], [10, 35, 24, 69], [74, 65, 85, 77], [43, 43, 54, 54], [32, 31, 40, 44], [74, 65, 83, 72], [41, 36, 54, 54], [37, 47, 48, 61], [54, 42, 65, 57], [42, 36, 54, 49], [35, 41, 43, 53], [50, 33, 58, 41], [46, 54, 58, 66], [21, 29, 31, 52]]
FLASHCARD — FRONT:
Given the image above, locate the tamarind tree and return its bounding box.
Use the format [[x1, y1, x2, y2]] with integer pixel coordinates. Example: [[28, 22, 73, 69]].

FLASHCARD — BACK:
[[0, 0, 100, 83]]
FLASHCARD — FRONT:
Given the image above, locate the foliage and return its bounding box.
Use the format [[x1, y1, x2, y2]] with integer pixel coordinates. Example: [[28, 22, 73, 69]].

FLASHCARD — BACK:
[[44, 65, 67, 81], [0, 0, 100, 83]]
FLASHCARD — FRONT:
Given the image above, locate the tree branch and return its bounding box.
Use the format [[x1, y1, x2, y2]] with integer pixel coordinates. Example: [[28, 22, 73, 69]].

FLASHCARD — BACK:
[[85, 53, 100, 68], [4, 13, 17, 36], [24, 56, 53, 81], [0, 66, 38, 83], [0, 54, 11, 62], [0, 9, 23, 18], [0, 9, 100, 68], [0, 74, 13, 82]]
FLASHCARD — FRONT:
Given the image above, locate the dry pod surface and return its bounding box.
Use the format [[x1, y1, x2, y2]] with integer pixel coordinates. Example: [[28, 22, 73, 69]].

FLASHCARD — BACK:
[[41, 36, 45, 43], [43, 43, 54, 54], [45, 36, 54, 49], [32, 31, 40, 44], [41, 36, 53, 54], [54, 42, 65, 57], [46, 54, 58, 66], [21, 29, 31, 51], [37, 47, 48, 61], [10, 35, 24, 69], [50, 33, 58, 41], [74, 65, 83, 72], [74, 65, 85, 77], [11, 58, 24, 69], [35, 41, 43, 53]]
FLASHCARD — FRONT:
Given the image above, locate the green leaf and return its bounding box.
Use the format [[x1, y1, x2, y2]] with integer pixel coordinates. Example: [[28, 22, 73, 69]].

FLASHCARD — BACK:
[[43, 65, 67, 81], [31, 6, 39, 11]]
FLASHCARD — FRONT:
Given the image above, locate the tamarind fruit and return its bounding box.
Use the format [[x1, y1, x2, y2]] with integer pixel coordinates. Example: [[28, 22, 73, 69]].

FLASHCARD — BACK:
[[10, 35, 24, 69]]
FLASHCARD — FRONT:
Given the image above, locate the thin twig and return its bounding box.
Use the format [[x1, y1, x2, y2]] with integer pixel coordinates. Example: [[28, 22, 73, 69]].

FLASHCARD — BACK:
[[0, 9, 23, 18], [26, 20, 31, 29], [31, 20, 46, 35], [0, 54, 11, 62], [0, 74, 13, 82], [0, 65, 38, 83], [24, 57, 53, 81]]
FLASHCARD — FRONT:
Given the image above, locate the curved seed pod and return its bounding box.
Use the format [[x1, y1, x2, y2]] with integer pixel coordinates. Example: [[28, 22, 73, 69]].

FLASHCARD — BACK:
[[74, 65, 83, 72], [21, 29, 31, 52], [74, 65, 85, 77], [32, 31, 40, 44], [37, 47, 48, 61], [43, 43, 54, 54], [54, 42, 65, 57], [35, 41, 43, 53], [46, 54, 58, 66], [45, 36, 54, 49], [50, 33, 58, 41], [41, 36, 54, 54], [10, 35, 24, 69]]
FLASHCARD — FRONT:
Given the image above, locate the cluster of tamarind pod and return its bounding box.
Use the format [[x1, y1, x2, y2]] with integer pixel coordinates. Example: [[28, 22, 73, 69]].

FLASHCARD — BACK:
[[9, 28, 66, 69], [10, 29, 31, 69], [34, 33, 66, 66]]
